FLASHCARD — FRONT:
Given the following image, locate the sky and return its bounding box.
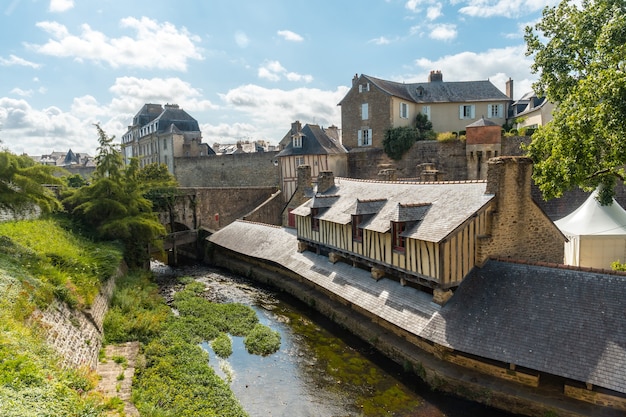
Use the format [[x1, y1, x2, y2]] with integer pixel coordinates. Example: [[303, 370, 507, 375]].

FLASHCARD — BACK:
[[0, 0, 560, 156]]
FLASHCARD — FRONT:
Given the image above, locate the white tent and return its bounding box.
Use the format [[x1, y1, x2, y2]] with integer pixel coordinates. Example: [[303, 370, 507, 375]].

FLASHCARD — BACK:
[[555, 189, 626, 269]]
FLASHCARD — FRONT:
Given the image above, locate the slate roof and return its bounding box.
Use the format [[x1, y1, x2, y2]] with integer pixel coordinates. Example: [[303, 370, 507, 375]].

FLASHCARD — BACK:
[[292, 178, 493, 243], [361, 74, 511, 104], [422, 260, 626, 394], [276, 124, 347, 157], [154, 105, 200, 133], [209, 221, 626, 395]]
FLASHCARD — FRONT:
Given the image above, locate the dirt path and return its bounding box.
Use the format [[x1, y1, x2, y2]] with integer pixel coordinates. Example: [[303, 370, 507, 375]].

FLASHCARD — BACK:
[[96, 341, 141, 416]]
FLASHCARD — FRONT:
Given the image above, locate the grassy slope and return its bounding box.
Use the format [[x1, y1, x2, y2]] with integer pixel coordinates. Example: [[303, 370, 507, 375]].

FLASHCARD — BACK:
[[0, 217, 123, 417]]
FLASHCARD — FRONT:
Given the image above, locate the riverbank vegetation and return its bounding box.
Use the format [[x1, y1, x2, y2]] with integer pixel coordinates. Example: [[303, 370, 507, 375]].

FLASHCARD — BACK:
[[104, 272, 280, 415], [0, 217, 124, 416]]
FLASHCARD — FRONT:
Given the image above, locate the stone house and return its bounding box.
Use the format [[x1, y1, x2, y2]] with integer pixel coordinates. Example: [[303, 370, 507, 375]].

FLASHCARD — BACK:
[[120, 103, 214, 174], [508, 90, 555, 132], [338, 71, 512, 150], [277, 121, 348, 224], [291, 156, 565, 304]]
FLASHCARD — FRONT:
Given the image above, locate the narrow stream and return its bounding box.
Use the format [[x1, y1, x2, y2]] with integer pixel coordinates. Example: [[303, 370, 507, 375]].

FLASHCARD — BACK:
[[153, 262, 520, 417]]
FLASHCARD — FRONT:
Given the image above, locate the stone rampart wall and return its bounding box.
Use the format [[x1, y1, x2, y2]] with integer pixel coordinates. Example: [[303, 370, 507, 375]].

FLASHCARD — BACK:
[[174, 152, 280, 188], [31, 263, 126, 369]]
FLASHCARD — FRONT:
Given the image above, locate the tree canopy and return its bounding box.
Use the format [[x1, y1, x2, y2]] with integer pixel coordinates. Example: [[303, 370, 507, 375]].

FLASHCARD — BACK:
[[0, 151, 63, 216], [524, 0, 626, 204], [63, 125, 169, 267], [383, 113, 434, 160]]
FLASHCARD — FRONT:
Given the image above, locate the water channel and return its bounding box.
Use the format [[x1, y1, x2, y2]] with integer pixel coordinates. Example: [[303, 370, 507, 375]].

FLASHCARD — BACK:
[[153, 262, 520, 417]]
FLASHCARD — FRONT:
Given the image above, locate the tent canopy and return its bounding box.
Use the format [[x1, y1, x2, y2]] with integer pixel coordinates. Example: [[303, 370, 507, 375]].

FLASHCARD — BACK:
[[555, 189, 626, 236]]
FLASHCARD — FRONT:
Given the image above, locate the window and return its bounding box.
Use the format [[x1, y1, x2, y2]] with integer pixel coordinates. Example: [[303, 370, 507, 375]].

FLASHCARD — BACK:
[[459, 104, 475, 119], [295, 156, 304, 166], [293, 135, 302, 148], [358, 128, 372, 146], [311, 208, 320, 231], [358, 83, 370, 93], [392, 221, 406, 252], [352, 215, 363, 242], [163, 139, 167, 150], [361, 103, 369, 120], [487, 104, 503, 118], [422, 105, 431, 120], [400, 102, 409, 119]]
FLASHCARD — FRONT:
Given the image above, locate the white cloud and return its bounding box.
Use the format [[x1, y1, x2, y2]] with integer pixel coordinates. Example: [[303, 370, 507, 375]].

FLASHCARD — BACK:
[[235, 31, 249, 48], [369, 36, 392, 45], [258, 60, 313, 83], [426, 4, 443, 20], [459, 0, 559, 18], [49, 0, 74, 13], [412, 44, 536, 99], [10, 88, 33, 97], [108, 76, 217, 113], [405, 0, 422, 12], [29, 17, 203, 71], [217, 84, 349, 142], [0, 54, 40, 68], [0, 97, 99, 155], [429, 24, 457, 41], [277, 30, 304, 42]]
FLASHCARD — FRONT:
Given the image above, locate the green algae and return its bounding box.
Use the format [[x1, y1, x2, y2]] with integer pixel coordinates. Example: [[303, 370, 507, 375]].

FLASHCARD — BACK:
[[282, 310, 421, 416]]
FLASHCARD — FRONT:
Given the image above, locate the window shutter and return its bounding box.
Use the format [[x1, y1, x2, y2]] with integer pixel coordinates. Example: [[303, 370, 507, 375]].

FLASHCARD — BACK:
[[498, 104, 503, 118], [459, 105, 464, 119], [470, 105, 475, 119], [359, 85, 363, 93], [368, 129, 372, 145], [358, 130, 362, 146]]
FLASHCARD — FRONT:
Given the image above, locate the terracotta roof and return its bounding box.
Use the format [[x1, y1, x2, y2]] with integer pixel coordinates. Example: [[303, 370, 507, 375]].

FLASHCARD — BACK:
[[292, 178, 493, 242]]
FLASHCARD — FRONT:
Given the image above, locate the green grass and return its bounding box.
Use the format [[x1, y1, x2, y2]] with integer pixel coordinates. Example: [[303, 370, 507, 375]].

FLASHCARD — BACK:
[[0, 217, 122, 309], [0, 217, 123, 416]]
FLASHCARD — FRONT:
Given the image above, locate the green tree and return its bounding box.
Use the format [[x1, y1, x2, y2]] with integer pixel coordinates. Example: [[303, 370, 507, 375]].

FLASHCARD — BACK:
[[524, 0, 626, 204], [0, 151, 63, 216], [63, 125, 166, 267], [383, 113, 434, 160]]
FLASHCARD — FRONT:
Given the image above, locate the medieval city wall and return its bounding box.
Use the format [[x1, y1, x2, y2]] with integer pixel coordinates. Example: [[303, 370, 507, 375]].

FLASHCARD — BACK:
[[174, 152, 280, 188]]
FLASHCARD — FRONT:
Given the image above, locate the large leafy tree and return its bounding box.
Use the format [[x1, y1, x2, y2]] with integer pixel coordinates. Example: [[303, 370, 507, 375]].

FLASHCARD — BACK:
[[63, 125, 167, 267], [0, 151, 63, 216], [524, 0, 626, 204]]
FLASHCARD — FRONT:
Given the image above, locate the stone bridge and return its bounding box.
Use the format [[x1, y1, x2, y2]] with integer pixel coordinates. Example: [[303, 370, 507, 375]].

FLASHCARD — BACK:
[[156, 186, 284, 263]]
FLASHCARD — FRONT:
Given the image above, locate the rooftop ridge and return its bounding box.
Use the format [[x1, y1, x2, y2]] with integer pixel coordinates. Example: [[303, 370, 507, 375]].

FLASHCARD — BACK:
[[489, 256, 626, 277], [235, 219, 283, 229], [336, 177, 487, 185]]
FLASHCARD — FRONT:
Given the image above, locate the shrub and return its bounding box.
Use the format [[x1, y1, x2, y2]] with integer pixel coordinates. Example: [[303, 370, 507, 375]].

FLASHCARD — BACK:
[[212, 333, 233, 358], [244, 323, 281, 356], [436, 132, 457, 142]]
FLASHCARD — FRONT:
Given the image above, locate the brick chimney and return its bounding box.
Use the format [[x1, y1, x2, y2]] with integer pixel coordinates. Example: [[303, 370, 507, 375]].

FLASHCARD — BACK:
[[506, 78, 514, 99], [352, 73, 359, 87], [291, 120, 302, 137], [317, 171, 335, 193], [428, 70, 443, 82], [480, 156, 565, 265], [297, 164, 312, 191]]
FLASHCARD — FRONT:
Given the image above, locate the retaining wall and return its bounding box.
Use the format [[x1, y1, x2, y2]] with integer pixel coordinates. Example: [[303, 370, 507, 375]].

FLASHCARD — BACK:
[[207, 246, 599, 417], [31, 263, 126, 369]]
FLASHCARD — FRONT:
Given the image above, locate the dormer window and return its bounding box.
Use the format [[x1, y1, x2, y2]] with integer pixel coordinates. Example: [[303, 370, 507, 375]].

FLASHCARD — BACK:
[[392, 221, 406, 252], [352, 214, 363, 242], [293, 135, 303, 148], [311, 207, 320, 231]]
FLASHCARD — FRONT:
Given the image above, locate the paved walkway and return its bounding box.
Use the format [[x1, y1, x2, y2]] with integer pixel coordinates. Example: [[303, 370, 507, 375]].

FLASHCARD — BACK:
[[96, 341, 140, 416]]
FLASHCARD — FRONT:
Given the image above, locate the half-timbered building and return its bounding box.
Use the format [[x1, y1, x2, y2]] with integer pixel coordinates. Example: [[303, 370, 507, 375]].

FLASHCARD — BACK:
[[292, 156, 565, 304]]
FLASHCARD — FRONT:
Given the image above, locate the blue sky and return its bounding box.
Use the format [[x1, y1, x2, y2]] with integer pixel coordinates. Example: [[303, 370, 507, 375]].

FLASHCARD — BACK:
[[0, 0, 559, 156]]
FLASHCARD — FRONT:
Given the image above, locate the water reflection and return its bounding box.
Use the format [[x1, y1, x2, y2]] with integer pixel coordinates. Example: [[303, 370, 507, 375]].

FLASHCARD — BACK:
[[153, 262, 517, 417]]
